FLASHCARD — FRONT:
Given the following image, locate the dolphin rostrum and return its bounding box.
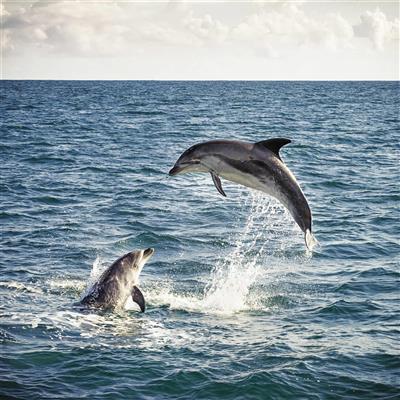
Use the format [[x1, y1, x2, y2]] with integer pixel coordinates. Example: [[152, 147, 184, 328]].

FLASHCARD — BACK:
[[169, 138, 316, 250], [80, 248, 154, 312]]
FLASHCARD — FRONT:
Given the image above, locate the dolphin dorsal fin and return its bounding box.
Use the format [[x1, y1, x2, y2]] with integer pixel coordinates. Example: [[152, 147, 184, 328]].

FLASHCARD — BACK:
[[255, 138, 291, 160]]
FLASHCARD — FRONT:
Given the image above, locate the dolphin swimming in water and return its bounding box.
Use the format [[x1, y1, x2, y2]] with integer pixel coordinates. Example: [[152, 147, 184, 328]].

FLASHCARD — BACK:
[[80, 248, 154, 312], [169, 138, 316, 249]]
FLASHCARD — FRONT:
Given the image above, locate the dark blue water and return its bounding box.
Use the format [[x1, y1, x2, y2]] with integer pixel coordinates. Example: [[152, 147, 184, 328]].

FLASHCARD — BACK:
[[1, 81, 399, 399]]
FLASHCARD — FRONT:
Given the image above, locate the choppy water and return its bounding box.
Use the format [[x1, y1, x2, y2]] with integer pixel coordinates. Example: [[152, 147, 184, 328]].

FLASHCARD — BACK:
[[1, 81, 399, 399]]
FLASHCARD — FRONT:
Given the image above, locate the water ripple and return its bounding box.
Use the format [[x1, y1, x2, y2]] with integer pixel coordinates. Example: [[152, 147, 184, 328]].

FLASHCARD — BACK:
[[0, 81, 398, 399]]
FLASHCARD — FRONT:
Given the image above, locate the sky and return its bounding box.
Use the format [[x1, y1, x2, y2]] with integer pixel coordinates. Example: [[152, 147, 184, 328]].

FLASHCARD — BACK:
[[1, 0, 399, 80]]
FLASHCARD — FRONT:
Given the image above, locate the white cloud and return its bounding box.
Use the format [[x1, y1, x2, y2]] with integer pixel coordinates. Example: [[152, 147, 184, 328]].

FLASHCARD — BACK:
[[1, 3, 9, 17], [2, 2, 132, 55], [184, 12, 229, 45], [1, 1, 398, 79], [1, 4, 12, 51], [232, 3, 354, 52], [354, 8, 400, 50], [1, 2, 209, 55], [140, 23, 197, 47], [1, 29, 13, 52], [1, 1, 357, 57]]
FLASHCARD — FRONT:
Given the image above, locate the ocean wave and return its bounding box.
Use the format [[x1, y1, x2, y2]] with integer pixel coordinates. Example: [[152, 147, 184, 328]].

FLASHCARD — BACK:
[[1, 80, 399, 399]]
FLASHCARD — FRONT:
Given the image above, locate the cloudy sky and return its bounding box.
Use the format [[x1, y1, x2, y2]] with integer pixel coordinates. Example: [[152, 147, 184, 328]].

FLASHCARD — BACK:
[[1, 0, 399, 80]]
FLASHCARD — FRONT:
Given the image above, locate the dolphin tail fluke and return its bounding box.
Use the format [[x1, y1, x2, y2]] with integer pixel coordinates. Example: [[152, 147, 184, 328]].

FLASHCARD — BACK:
[[305, 229, 317, 251]]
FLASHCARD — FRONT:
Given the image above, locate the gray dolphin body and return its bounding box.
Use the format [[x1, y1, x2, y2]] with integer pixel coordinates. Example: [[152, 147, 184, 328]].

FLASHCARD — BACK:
[[169, 138, 316, 249], [80, 248, 154, 312]]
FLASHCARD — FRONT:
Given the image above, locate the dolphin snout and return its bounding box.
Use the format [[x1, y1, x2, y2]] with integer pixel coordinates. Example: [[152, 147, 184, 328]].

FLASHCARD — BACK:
[[143, 248, 155, 258], [168, 165, 181, 176], [169, 160, 201, 176]]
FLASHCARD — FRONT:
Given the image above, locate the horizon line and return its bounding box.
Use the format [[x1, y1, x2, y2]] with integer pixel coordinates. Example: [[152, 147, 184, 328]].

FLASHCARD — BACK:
[[1, 78, 399, 82]]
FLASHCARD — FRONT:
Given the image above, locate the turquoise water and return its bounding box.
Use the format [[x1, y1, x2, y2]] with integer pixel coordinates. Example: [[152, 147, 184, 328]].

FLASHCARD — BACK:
[[1, 81, 399, 399]]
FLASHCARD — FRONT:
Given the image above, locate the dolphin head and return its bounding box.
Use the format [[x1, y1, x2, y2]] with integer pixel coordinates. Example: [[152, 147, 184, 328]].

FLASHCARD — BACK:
[[117, 248, 155, 284], [169, 144, 209, 176], [131, 247, 154, 276]]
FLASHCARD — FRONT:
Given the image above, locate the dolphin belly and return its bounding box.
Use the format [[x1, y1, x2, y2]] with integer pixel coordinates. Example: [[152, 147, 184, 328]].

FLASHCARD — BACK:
[[219, 158, 312, 234]]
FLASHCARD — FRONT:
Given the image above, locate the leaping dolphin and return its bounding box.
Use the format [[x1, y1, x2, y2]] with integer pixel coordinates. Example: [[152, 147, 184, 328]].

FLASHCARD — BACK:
[[80, 248, 154, 312], [169, 138, 316, 250]]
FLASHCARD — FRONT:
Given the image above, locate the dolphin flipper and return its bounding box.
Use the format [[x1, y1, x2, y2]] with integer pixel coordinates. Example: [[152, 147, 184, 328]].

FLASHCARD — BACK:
[[132, 286, 145, 312], [210, 172, 226, 197]]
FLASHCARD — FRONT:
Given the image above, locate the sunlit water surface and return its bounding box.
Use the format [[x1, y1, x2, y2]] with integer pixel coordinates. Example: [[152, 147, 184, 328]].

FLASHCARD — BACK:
[[1, 81, 399, 399]]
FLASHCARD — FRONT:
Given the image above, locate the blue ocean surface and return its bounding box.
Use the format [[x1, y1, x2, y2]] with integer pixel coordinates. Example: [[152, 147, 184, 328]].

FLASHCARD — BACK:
[[0, 81, 399, 399]]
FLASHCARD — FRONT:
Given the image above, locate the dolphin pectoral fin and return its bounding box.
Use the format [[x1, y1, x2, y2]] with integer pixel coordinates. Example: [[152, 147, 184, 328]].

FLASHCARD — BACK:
[[210, 172, 226, 197], [132, 286, 145, 312], [255, 138, 291, 160]]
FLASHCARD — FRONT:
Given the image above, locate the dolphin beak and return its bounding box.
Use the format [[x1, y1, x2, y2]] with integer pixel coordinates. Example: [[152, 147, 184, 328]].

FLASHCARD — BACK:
[[143, 248, 155, 259], [168, 164, 182, 176], [169, 160, 200, 176]]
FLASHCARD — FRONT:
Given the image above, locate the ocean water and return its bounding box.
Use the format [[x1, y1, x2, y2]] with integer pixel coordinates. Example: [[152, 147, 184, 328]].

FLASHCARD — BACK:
[[0, 81, 399, 399]]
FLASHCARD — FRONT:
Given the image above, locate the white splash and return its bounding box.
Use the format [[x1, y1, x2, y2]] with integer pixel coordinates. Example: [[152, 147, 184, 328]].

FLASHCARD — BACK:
[[47, 278, 85, 292], [145, 191, 299, 315], [201, 191, 292, 313], [79, 255, 106, 300], [89, 255, 105, 283]]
